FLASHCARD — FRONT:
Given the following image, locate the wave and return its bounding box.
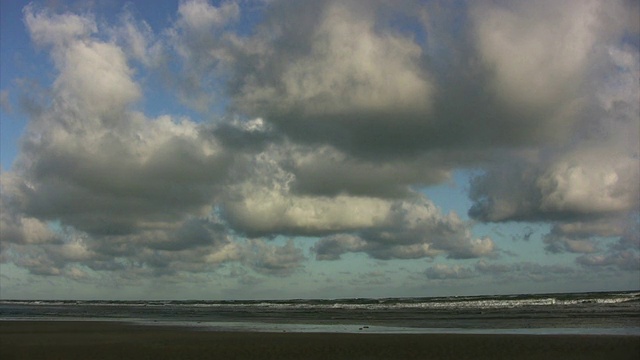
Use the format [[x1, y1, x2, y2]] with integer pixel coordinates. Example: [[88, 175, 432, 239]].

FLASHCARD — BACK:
[[2, 291, 638, 311]]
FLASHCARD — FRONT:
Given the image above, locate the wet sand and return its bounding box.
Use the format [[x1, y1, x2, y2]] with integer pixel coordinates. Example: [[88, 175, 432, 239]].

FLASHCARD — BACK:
[[1, 321, 639, 360]]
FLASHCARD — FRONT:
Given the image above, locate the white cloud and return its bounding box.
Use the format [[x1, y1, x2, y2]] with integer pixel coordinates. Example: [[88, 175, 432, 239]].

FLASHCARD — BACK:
[[472, 0, 598, 109], [54, 41, 141, 117], [537, 156, 639, 215], [275, 1, 432, 116], [313, 196, 496, 261], [111, 9, 164, 67], [178, 0, 239, 33], [24, 4, 96, 48], [222, 147, 392, 236]]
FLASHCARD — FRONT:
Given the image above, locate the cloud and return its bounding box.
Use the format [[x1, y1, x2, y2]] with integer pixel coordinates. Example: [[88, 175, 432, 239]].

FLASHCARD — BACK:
[[4, 214, 306, 279], [541, 217, 639, 255], [312, 196, 496, 261], [467, 10, 639, 273], [577, 251, 640, 271], [544, 236, 600, 254], [232, 1, 431, 107], [471, 0, 598, 109], [217, 0, 627, 163], [537, 156, 639, 216], [23, 4, 96, 48], [245, 239, 305, 276], [467, 39, 640, 225], [8, 6, 231, 240], [313, 235, 367, 261], [0, 172, 60, 251], [220, 144, 394, 236], [285, 145, 451, 198], [110, 7, 165, 67], [0, 90, 12, 113], [165, 0, 240, 111], [1, 0, 638, 289], [0, 213, 57, 247], [177, 0, 240, 33], [225, 0, 439, 158], [468, 154, 639, 223], [1, 4, 305, 280], [426, 264, 475, 280], [206, 123, 491, 258], [475, 260, 578, 282], [563, 217, 640, 271]]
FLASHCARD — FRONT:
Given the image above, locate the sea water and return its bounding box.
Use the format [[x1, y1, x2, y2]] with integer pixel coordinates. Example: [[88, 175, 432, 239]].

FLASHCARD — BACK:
[[1, 291, 639, 335]]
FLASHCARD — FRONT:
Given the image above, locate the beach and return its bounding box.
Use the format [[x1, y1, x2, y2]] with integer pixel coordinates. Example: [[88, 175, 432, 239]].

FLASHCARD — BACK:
[[1, 321, 638, 360]]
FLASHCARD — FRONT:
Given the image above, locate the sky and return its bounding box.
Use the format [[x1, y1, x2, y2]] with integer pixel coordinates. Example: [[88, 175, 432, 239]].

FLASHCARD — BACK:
[[0, 0, 638, 300]]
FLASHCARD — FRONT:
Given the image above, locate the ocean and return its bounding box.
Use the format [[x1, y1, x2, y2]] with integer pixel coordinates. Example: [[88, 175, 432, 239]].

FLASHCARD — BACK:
[[1, 291, 639, 335]]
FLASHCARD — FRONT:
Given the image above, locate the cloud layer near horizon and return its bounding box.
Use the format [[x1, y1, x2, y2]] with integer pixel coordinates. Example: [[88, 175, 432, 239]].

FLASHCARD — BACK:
[[1, 0, 638, 289]]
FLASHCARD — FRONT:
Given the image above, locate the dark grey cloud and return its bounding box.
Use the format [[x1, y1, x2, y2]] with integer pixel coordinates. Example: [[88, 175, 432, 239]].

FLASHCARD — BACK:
[[540, 219, 637, 255], [511, 226, 535, 242], [563, 218, 640, 271], [245, 239, 305, 276], [285, 146, 453, 198], [577, 251, 640, 271], [212, 121, 282, 153], [544, 235, 600, 255], [313, 235, 366, 261], [223, 0, 626, 161]]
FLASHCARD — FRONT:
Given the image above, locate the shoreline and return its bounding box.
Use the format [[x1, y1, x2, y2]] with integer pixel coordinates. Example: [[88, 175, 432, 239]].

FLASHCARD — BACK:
[[3, 317, 639, 336], [0, 317, 640, 337], [1, 321, 639, 360]]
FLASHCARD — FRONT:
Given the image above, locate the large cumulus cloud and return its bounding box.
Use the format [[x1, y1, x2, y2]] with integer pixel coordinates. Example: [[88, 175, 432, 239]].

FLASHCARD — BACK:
[[467, 24, 640, 269], [1, 4, 304, 280], [11, 7, 229, 236]]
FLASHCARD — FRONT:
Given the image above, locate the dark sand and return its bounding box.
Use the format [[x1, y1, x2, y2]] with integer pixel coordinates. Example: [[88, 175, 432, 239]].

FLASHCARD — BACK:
[[1, 321, 639, 360]]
